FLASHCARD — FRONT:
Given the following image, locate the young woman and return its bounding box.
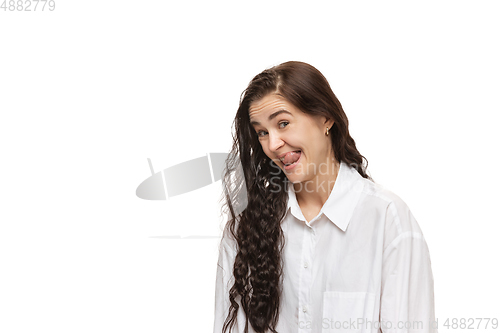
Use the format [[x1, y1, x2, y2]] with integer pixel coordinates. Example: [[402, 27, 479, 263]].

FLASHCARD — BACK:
[[214, 61, 436, 333]]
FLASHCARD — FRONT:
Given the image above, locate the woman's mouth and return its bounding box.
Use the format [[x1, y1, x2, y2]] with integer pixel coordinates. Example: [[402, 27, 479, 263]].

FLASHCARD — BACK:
[[279, 150, 302, 170]]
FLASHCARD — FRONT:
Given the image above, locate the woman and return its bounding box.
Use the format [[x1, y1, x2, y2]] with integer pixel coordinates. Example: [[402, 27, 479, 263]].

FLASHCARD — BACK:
[[214, 61, 436, 333]]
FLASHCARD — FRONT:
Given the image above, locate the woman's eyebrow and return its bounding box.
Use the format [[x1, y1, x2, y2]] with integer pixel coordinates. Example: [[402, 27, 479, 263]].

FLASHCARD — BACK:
[[250, 110, 292, 126]]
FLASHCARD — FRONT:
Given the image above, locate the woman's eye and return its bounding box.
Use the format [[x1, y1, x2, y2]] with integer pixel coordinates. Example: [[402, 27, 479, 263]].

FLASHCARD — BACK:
[[256, 122, 289, 137], [279, 121, 289, 128]]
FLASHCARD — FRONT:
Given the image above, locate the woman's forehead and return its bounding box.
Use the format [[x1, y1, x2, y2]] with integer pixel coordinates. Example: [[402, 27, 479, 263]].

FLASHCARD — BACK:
[[249, 95, 293, 120]]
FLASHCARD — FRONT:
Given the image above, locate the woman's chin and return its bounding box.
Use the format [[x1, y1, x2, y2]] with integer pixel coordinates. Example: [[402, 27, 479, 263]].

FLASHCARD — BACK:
[[285, 173, 305, 183]]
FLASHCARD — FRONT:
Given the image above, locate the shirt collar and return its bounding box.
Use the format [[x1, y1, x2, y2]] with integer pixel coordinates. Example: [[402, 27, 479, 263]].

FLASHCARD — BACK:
[[286, 161, 365, 232]]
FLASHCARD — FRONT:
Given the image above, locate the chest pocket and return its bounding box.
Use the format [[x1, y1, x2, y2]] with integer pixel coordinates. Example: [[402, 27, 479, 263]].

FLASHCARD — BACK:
[[321, 291, 376, 333]]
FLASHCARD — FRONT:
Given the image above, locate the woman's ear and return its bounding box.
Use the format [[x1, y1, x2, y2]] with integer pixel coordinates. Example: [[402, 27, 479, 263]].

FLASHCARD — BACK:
[[323, 117, 335, 130]]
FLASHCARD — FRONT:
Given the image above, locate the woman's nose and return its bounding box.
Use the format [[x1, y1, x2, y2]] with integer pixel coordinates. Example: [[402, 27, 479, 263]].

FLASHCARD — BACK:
[[268, 132, 284, 153]]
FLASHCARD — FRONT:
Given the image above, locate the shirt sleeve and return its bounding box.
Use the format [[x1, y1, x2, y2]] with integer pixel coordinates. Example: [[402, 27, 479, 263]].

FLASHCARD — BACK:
[[380, 202, 438, 333], [214, 233, 248, 333]]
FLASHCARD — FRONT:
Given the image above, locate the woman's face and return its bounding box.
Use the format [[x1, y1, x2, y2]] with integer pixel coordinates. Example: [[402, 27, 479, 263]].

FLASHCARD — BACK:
[[249, 93, 335, 185]]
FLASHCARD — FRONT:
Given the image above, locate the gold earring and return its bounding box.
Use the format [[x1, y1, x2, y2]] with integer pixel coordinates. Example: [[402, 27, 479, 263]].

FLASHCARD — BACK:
[[326, 127, 329, 136]]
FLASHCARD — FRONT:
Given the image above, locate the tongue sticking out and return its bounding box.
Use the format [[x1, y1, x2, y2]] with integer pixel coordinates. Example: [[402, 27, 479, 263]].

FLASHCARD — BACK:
[[284, 151, 301, 165]]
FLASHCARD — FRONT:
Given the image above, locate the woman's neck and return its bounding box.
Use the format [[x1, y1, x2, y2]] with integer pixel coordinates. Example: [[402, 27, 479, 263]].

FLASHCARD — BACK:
[[293, 158, 340, 210]]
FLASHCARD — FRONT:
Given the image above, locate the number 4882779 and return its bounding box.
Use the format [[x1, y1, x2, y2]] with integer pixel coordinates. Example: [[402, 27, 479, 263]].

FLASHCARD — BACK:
[[443, 318, 499, 330], [1, 0, 56, 11]]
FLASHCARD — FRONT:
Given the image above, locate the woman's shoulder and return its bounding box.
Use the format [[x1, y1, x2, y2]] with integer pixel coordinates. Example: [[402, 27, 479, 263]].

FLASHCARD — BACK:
[[360, 178, 410, 209], [347, 166, 410, 211], [358, 177, 424, 238]]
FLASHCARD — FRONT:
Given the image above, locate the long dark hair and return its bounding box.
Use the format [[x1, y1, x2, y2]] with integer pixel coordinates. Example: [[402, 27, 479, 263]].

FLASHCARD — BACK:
[[219, 61, 371, 333]]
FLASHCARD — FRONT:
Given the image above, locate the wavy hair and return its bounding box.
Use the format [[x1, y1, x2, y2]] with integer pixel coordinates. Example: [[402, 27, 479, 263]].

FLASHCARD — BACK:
[[219, 61, 371, 333]]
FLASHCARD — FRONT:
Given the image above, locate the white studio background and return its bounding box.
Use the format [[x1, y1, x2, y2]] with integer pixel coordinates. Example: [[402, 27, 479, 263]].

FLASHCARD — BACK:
[[1, 1, 499, 332]]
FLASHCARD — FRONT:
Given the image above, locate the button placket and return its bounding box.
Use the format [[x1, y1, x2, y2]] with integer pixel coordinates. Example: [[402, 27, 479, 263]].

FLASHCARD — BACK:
[[298, 222, 315, 332]]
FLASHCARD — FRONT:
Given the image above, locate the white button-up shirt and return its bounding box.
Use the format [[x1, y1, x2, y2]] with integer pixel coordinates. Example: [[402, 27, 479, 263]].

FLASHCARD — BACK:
[[214, 161, 437, 333]]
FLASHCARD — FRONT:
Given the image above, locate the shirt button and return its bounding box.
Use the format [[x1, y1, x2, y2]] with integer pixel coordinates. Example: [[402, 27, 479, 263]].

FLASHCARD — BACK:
[[304, 262, 309, 268], [302, 306, 308, 313]]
